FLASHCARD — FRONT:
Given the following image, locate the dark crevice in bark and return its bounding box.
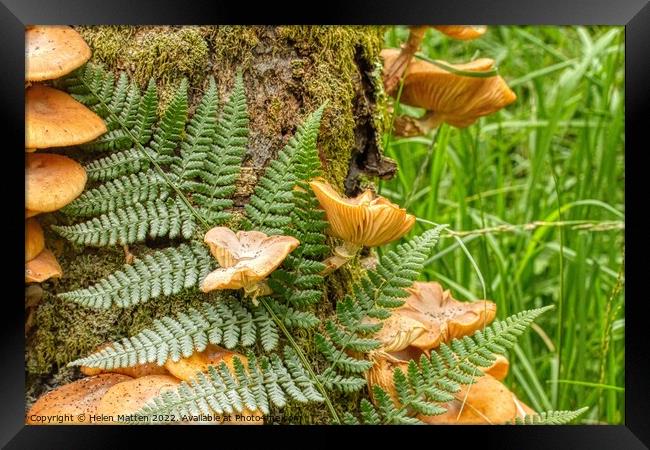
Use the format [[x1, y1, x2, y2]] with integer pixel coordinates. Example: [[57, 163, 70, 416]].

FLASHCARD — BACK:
[[344, 45, 397, 196]]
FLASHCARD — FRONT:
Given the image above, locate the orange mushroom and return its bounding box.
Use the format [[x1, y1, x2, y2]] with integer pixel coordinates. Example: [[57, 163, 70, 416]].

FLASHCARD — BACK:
[[200, 227, 299, 300], [26, 374, 132, 424], [25, 25, 91, 82], [26, 153, 87, 213], [433, 25, 487, 41], [418, 373, 535, 424], [25, 218, 45, 262], [374, 281, 497, 353], [25, 249, 62, 283], [382, 49, 516, 132], [25, 85, 107, 150], [309, 178, 415, 273], [164, 344, 247, 382]]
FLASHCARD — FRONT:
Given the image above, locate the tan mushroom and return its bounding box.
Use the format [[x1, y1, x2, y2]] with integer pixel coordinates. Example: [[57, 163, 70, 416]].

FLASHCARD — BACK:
[[374, 281, 497, 353], [309, 178, 415, 273], [26, 374, 132, 424], [418, 373, 535, 424], [382, 49, 516, 132], [26, 218, 45, 262], [200, 227, 299, 301], [25, 85, 107, 149], [484, 354, 509, 381], [26, 209, 40, 218], [164, 344, 247, 382], [26, 153, 87, 213], [25, 25, 91, 82], [433, 26, 487, 40], [95, 374, 181, 421], [25, 249, 62, 283], [80, 344, 170, 378]]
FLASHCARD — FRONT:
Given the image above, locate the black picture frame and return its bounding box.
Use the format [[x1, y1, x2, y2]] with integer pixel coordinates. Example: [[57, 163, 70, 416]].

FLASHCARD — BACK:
[[2, 1, 647, 448]]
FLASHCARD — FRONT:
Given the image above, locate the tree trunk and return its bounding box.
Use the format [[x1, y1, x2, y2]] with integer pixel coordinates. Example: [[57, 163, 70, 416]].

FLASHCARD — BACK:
[[26, 25, 395, 423]]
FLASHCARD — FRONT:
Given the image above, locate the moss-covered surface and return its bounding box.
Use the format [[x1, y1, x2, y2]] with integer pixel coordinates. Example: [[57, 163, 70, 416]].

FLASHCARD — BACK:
[[26, 25, 392, 424]]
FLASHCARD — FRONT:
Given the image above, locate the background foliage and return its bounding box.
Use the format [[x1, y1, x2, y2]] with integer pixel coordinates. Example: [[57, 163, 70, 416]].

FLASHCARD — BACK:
[[381, 25, 625, 424]]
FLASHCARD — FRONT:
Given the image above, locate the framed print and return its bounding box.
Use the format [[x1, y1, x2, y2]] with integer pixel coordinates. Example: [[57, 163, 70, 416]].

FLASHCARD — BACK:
[[2, 0, 648, 447]]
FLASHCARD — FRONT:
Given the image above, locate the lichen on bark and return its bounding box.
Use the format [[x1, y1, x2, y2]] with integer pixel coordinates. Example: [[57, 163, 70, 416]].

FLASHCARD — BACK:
[[26, 25, 395, 423]]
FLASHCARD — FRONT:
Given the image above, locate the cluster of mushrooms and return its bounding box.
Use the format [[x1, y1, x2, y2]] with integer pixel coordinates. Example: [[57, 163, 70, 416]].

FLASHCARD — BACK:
[[381, 25, 516, 136], [27, 344, 262, 424], [27, 25, 529, 425], [25, 26, 106, 285]]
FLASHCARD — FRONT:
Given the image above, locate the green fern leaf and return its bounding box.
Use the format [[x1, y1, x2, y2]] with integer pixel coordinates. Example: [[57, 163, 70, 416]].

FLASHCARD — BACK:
[[511, 407, 588, 425], [58, 243, 212, 308]]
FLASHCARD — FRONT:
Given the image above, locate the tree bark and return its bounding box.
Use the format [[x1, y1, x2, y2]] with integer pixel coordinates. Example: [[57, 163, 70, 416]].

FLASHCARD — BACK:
[[26, 25, 395, 422]]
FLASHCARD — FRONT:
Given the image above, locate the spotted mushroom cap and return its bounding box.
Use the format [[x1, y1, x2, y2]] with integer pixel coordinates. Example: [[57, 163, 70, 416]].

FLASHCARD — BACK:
[[26, 374, 132, 424], [26, 153, 87, 213], [25, 218, 45, 262], [418, 373, 535, 424], [200, 227, 300, 292], [375, 281, 497, 352], [25, 85, 107, 149], [433, 25, 487, 40], [25, 248, 62, 283], [381, 49, 516, 128], [95, 374, 181, 419], [309, 178, 415, 247], [25, 25, 91, 82], [164, 344, 248, 382]]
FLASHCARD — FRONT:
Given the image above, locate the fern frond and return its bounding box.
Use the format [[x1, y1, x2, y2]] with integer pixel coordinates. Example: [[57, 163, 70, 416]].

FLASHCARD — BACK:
[[134, 347, 323, 420], [149, 79, 188, 157], [52, 198, 195, 246], [317, 227, 444, 393], [68, 300, 283, 370], [58, 243, 212, 308], [244, 105, 325, 235], [347, 306, 554, 424], [61, 170, 172, 217], [179, 74, 248, 225], [511, 407, 588, 425]]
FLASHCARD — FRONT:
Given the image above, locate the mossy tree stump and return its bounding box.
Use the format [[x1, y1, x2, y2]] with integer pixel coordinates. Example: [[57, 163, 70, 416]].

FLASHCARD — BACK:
[[26, 25, 396, 424]]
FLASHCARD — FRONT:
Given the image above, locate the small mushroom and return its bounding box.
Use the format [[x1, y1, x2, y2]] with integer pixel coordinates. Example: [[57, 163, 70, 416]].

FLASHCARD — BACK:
[[374, 281, 497, 353], [200, 227, 299, 301], [25, 218, 45, 262], [26, 374, 132, 424], [26, 153, 87, 213], [433, 25, 487, 40], [80, 344, 170, 378], [95, 375, 181, 421], [309, 178, 415, 273], [382, 49, 516, 132], [418, 373, 535, 424], [25, 25, 91, 82], [164, 344, 247, 382], [25, 85, 107, 150], [25, 249, 62, 283]]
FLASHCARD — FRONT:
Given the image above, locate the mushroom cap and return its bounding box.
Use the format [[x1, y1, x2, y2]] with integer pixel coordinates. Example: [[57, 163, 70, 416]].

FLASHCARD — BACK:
[[26, 209, 40, 218], [25, 218, 45, 262], [25, 85, 107, 149], [200, 227, 300, 292], [433, 25, 487, 40], [309, 178, 415, 247], [164, 344, 248, 382], [26, 148, 37, 153], [96, 375, 181, 419], [81, 344, 170, 378], [25, 25, 91, 81], [366, 353, 410, 404], [374, 281, 496, 352], [25, 248, 62, 283], [381, 49, 516, 128], [26, 374, 132, 424], [26, 153, 87, 212], [484, 354, 510, 381], [418, 374, 534, 424]]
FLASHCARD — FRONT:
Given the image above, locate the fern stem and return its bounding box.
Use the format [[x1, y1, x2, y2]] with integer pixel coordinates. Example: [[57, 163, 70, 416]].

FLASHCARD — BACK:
[[259, 297, 341, 424], [79, 76, 211, 230]]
